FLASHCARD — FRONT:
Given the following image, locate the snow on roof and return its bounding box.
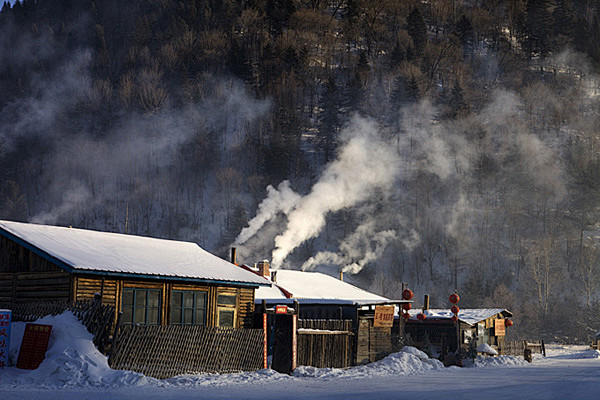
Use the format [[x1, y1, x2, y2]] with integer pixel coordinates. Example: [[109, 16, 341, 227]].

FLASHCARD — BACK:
[[0, 220, 268, 286], [255, 270, 393, 304], [407, 308, 511, 325]]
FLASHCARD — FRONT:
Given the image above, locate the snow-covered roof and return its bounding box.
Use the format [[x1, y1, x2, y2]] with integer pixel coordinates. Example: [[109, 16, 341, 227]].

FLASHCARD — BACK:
[[0, 220, 268, 287], [255, 270, 403, 305], [407, 308, 511, 325]]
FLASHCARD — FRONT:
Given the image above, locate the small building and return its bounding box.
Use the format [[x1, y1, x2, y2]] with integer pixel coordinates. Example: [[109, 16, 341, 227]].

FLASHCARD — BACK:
[[405, 308, 513, 359], [251, 264, 410, 365], [0, 220, 269, 328]]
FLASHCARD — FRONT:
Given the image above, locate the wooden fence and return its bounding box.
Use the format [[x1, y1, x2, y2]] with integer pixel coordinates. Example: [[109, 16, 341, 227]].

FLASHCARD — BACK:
[[503, 340, 546, 357], [108, 324, 264, 379], [297, 319, 354, 368], [1, 298, 115, 352]]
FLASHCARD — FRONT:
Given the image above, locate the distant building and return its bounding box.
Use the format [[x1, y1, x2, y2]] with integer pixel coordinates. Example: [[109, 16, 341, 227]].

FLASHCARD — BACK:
[[405, 307, 513, 360]]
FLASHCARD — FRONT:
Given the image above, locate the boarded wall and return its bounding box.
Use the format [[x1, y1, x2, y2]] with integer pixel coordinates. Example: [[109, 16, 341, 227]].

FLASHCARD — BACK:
[[356, 317, 393, 364]]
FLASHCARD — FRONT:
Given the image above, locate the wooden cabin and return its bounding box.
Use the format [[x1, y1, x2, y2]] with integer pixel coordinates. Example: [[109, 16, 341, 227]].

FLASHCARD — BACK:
[[405, 308, 513, 360], [0, 220, 269, 328], [252, 267, 410, 365]]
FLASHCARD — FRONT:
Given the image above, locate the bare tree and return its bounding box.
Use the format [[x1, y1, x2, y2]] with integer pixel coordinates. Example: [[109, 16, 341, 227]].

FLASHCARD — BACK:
[[576, 239, 600, 308]]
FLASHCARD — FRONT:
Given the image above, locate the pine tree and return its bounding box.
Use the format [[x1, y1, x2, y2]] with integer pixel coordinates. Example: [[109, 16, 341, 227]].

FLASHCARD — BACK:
[[406, 7, 427, 55], [319, 76, 340, 163], [524, 0, 552, 57], [455, 14, 475, 57]]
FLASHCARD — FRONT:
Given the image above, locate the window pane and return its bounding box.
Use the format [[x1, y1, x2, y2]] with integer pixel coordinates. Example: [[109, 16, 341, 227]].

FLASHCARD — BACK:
[[148, 291, 160, 308], [122, 307, 133, 324], [218, 310, 234, 327], [171, 292, 182, 308], [217, 295, 236, 306], [195, 309, 206, 325], [196, 292, 207, 309], [148, 308, 159, 324], [183, 308, 193, 324], [122, 290, 134, 307], [171, 307, 182, 324], [134, 308, 145, 324], [184, 292, 194, 308], [136, 290, 147, 307]]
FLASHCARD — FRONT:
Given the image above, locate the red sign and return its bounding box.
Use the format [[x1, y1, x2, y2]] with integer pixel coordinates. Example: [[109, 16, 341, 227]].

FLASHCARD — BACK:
[[263, 313, 268, 369], [16, 323, 52, 370], [374, 305, 395, 327], [275, 305, 288, 314]]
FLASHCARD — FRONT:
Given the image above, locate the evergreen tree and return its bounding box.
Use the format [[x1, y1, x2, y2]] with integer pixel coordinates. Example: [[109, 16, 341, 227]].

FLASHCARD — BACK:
[[318, 76, 341, 163], [524, 0, 552, 57], [406, 7, 427, 55], [455, 14, 475, 58]]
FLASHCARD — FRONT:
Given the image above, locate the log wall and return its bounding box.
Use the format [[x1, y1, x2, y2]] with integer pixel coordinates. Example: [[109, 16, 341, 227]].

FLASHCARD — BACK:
[[0, 271, 72, 305]]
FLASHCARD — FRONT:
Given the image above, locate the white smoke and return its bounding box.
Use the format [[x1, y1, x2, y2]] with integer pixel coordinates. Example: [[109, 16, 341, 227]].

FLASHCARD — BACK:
[[301, 220, 399, 273], [236, 116, 403, 268], [235, 180, 302, 245]]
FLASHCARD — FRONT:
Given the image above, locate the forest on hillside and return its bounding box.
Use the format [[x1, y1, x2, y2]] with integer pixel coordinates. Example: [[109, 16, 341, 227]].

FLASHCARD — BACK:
[[2, 0, 600, 341]]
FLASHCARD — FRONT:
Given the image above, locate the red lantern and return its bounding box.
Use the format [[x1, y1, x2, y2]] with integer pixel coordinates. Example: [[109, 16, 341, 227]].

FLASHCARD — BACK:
[[449, 293, 460, 304], [402, 303, 412, 311], [451, 305, 460, 314], [402, 289, 414, 300], [504, 319, 513, 327], [403, 313, 411, 320], [451, 315, 458, 322], [417, 313, 426, 321]]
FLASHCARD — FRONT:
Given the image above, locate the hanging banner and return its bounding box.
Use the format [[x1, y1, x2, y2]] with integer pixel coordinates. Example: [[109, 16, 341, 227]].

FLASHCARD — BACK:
[[16, 323, 53, 370], [374, 305, 395, 328], [0, 309, 11, 368]]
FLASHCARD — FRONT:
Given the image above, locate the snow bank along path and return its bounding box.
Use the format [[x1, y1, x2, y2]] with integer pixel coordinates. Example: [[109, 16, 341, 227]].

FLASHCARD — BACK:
[[1, 312, 599, 399]]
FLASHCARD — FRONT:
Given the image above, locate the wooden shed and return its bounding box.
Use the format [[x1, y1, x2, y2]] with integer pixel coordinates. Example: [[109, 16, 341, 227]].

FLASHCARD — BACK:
[[405, 308, 513, 360], [0, 220, 269, 328]]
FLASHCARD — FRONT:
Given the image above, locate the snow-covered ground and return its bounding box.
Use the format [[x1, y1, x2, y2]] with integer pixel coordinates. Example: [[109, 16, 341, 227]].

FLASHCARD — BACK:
[[1, 313, 599, 399]]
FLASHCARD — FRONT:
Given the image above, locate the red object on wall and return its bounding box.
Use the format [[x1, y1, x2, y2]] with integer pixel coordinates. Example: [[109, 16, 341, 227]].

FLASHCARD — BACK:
[[504, 319, 513, 327], [16, 323, 52, 370], [402, 289, 414, 300], [449, 293, 460, 304], [417, 313, 426, 321], [451, 305, 460, 314], [402, 303, 411, 311], [451, 315, 459, 322], [402, 313, 411, 320]]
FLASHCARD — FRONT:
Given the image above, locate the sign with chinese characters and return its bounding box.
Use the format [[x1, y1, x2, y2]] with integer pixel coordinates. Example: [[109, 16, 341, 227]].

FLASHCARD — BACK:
[[16, 323, 53, 370], [275, 305, 288, 314], [494, 319, 506, 337], [0, 309, 11, 368], [374, 305, 395, 328]]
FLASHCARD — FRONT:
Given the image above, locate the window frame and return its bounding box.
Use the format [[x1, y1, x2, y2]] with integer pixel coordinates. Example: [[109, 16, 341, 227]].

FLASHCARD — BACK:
[[170, 290, 208, 326], [216, 293, 238, 328], [121, 288, 162, 325]]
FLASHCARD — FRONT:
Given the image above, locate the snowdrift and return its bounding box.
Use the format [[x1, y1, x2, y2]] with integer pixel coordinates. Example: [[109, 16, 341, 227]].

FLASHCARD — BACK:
[[1, 311, 540, 389]]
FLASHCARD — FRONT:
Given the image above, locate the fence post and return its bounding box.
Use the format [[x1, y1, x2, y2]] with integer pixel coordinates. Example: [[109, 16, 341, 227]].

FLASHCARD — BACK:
[[108, 311, 123, 360], [541, 340, 546, 357]]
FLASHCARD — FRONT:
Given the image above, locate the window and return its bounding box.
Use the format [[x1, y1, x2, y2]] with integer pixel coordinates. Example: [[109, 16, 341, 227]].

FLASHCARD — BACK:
[[122, 288, 161, 325], [171, 290, 207, 325], [217, 294, 237, 327]]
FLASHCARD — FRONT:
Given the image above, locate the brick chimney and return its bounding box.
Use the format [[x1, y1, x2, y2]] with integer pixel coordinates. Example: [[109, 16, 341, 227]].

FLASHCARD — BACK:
[[257, 260, 270, 278]]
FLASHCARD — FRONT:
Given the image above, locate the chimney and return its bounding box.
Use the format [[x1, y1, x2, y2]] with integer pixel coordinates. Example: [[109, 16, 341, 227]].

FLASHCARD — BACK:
[[271, 271, 277, 283], [339, 270, 344, 282], [230, 247, 237, 264], [257, 260, 270, 278], [423, 294, 430, 311]]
